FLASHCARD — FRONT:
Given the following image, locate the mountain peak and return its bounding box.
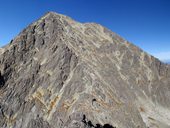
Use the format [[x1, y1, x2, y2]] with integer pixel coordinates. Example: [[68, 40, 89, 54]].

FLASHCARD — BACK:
[[43, 11, 64, 19], [0, 12, 170, 128], [46, 11, 58, 15]]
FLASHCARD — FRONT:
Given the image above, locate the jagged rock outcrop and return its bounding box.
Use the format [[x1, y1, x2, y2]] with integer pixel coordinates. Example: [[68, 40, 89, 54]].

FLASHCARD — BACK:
[[0, 12, 170, 128]]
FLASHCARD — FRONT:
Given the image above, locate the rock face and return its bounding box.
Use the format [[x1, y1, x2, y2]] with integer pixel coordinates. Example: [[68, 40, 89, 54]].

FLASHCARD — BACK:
[[0, 12, 170, 128]]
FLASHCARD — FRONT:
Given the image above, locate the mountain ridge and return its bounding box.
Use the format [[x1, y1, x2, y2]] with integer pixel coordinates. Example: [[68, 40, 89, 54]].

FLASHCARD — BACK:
[[0, 12, 170, 128], [3, 11, 167, 65]]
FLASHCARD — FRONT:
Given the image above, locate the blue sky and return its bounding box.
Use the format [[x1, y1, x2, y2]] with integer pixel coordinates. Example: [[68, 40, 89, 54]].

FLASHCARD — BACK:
[[0, 0, 170, 61]]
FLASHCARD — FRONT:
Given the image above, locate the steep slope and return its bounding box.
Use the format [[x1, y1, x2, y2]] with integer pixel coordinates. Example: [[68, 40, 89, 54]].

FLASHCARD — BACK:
[[0, 12, 170, 128]]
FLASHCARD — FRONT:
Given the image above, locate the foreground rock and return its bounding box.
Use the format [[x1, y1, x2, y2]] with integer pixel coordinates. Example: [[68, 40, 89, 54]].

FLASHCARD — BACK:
[[0, 12, 170, 128]]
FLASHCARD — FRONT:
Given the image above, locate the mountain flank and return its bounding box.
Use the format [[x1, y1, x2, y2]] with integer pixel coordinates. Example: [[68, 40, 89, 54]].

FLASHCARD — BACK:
[[0, 12, 170, 128]]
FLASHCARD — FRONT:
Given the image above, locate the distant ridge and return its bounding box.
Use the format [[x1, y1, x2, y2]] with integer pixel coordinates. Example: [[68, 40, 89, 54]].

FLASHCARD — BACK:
[[163, 60, 170, 64]]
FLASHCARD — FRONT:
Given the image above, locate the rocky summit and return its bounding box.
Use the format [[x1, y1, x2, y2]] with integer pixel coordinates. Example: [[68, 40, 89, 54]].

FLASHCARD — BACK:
[[0, 12, 170, 128]]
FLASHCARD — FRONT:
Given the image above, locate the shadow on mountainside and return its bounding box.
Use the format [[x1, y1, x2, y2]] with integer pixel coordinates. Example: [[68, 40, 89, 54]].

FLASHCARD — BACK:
[[0, 72, 5, 88], [82, 114, 116, 128]]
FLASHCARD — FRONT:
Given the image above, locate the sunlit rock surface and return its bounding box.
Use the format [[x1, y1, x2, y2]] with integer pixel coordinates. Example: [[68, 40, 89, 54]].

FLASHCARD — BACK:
[[0, 12, 170, 128]]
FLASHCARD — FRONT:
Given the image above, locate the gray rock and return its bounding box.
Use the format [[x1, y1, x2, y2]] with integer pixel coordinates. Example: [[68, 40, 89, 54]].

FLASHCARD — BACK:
[[0, 12, 170, 128]]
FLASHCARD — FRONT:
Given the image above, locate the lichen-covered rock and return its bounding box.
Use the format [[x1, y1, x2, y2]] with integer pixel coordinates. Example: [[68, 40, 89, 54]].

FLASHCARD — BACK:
[[0, 12, 170, 128]]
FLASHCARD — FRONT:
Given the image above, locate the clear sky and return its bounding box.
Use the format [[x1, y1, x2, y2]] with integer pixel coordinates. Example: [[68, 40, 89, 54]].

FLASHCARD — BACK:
[[0, 0, 170, 61]]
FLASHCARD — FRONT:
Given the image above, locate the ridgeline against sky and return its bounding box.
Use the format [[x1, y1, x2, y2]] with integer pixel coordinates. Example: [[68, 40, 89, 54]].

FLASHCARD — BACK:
[[0, 0, 170, 61]]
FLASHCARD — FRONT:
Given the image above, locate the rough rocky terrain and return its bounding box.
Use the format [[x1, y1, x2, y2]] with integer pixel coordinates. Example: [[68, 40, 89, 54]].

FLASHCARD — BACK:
[[0, 12, 170, 128]]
